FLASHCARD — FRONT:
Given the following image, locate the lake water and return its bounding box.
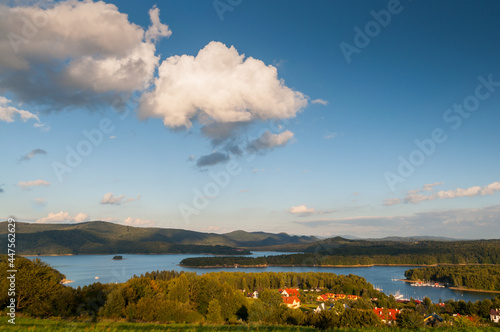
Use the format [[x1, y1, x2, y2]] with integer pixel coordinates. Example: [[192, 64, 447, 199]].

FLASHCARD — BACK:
[[30, 252, 499, 303]]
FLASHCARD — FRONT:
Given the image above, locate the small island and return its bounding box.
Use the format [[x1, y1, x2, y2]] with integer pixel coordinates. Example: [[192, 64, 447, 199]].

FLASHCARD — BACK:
[[112, 255, 123, 260]]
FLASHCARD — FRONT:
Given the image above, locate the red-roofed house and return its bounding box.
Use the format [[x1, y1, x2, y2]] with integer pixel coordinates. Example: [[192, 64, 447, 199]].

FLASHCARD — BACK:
[[285, 288, 300, 296], [283, 295, 301, 309], [317, 294, 329, 302], [373, 307, 400, 322]]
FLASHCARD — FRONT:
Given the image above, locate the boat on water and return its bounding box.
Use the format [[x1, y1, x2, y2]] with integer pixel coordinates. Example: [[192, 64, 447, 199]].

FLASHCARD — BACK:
[[393, 291, 404, 300], [410, 281, 445, 288], [392, 291, 410, 302]]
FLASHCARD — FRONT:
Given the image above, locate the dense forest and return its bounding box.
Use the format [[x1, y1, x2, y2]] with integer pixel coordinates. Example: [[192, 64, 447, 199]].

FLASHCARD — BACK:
[[2, 255, 500, 329], [405, 265, 500, 291], [181, 239, 500, 267], [138, 270, 381, 297]]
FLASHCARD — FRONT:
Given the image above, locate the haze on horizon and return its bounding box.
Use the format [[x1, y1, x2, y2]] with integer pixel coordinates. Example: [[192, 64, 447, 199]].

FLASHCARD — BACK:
[[1, 0, 499, 239]]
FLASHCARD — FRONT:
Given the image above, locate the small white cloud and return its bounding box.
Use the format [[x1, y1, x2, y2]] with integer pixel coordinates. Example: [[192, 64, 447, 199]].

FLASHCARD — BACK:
[[408, 182, 444, 194], [144, 6, 172, 43], [387, 180, 500, 205], [251, 168, 265, 173], [324, 132, 338, 140], [311, 99, 329, 106], [289, 205, 335, 217], [109, 136, 116, 139], [19, 148, 47, 162], [18, 179, 50, 189], [36, 211, 89, 224], [196, 151, 229, 167], [34, 123, 49, 129], [383, 198, 401, 206], [0, 97, 40, 124], [100, 192, 140, 205], [247, 130, 294, 152], [289, 205, 316, 215], [123, 217, 156, 227]]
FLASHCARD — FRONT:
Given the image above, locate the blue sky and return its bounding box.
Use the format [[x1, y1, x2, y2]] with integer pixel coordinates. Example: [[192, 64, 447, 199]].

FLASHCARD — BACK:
[[1, 0, 499, 238]]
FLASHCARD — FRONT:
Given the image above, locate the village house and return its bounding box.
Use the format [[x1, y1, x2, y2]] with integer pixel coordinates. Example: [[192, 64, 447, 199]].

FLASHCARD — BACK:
[[282, 295, 301, 309], [248, 290, 258, 299], [373, 307, 400, 323], [316, 294, 329, 301], [279, 288, 300, 297], [314, 302, 327, 313], [424, 313, 444, 327], [490, 308, 500, 323]]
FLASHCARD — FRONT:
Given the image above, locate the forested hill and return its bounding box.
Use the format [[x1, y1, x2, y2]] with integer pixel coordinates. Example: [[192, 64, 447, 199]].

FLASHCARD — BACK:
[[0, 221, 317, 255], [405, 265, 500, 291], [180, 238, 500, 267]]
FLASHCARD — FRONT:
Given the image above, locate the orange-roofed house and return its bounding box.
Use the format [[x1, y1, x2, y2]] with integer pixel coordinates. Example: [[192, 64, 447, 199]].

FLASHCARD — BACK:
[[283, 296, 301, 309], [317, 294, 329, 302], [373, 307, 400, 323], [285, 288, 300, 296]]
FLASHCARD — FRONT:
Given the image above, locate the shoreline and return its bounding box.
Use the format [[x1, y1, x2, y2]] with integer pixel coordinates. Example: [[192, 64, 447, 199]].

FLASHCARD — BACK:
[[180, 262, 500, 268], [398, 279, 418, 283], [21, 252, 251, 257], [180, 263, 444, 268], [398, 279, 500, 294], [449, 287, 500, 294]]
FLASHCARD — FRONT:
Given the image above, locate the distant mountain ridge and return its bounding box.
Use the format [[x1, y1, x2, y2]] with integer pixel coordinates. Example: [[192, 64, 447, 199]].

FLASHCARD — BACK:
[[369, 236, 459, 242], [310, 235, 459, 241], [0, 221, 318, 255]]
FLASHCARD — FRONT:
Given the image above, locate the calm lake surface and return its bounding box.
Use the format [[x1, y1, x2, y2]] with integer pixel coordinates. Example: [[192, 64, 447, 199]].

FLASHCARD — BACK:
[[31, 252, 498, 303]]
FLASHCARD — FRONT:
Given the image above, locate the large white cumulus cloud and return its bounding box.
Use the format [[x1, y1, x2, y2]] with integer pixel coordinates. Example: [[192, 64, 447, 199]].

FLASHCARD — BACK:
[[0, 0, 170, 106], [139, 41, 308, 128]]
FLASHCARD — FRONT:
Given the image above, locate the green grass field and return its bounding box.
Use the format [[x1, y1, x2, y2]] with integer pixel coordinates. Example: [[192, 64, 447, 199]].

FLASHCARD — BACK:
[[1, 317, 499, 332]]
